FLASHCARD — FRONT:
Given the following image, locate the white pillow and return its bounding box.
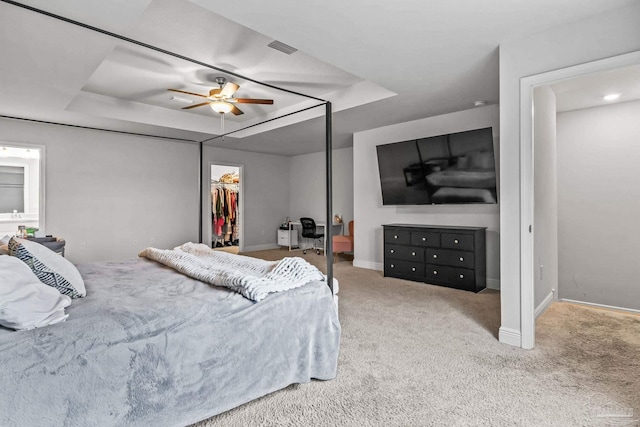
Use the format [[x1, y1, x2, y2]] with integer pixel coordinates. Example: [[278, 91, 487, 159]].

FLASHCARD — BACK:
[[0, 244, 8, 256], [8, 237, 86, 298], [0, 256, 71, 330], [0, 235, 10, 245]]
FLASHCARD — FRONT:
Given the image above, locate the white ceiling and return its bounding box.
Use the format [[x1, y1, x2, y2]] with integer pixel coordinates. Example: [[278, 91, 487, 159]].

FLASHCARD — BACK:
[[552, 64, 640, 113], [0, 0, 637, 155]]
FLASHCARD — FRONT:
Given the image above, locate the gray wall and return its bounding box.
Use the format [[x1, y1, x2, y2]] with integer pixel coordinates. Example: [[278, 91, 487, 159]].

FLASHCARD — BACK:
[[289, 147, 354, 229], [533, 86, 558, 313], [1, 117, 199, 263], [352, 105, 501, 287], [201, 145, 290, 252], [557, 100, 640, 311], [498, 2, 640, 343], [3, 119, 337, 260]]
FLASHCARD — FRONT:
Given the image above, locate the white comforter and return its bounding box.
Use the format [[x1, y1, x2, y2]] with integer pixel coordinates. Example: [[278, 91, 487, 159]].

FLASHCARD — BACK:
[[139, 242, 326, 301]]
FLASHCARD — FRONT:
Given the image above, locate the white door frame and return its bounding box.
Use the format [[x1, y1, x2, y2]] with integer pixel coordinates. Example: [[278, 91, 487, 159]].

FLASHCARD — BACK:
[[208, 162, 244, 253], [519, 50, 640, 349]]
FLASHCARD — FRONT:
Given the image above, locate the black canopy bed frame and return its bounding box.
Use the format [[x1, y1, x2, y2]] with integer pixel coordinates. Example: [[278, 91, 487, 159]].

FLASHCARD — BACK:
[[0, 0, 336, 290], [0, 1, 339, 426]]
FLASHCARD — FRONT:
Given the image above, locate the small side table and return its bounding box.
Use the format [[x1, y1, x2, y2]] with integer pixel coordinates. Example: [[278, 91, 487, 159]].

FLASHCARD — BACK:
[[27, 236, 66, 257], [277, 227, 299, 249]]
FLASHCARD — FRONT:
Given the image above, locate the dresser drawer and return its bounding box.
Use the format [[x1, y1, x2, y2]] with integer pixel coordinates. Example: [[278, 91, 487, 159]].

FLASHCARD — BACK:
[[384, 229, 411, 245], [425, 265, 476, 290], [441, 233, 474, 251], [448, 267, 476, 291], [410, 231, 440, 247], [385, 244, 425, 261], [426, 248, 474, 269], [385, 259, 425, 279], [425, 264, 453, 283]]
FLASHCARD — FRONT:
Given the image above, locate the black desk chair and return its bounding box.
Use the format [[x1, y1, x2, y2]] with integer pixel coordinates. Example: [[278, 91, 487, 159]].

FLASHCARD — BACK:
[[300, 217, 324, 255]]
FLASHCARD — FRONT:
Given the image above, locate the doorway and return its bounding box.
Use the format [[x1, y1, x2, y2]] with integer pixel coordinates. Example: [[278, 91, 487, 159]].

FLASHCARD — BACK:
[[520, 51, 640, 348], [210, 163, 243, 254], [0, 143, 44, 237]]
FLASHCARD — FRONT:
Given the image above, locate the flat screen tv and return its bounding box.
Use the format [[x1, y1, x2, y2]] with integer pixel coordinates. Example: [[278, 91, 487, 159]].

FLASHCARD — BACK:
[[376, 127, 497, 205]]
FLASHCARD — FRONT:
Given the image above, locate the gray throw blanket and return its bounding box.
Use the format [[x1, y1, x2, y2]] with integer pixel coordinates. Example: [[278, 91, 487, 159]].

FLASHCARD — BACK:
[[139, 242, 326, 301]]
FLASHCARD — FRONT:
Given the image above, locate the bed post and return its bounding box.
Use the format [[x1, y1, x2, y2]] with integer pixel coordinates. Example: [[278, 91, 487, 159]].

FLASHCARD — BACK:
[[325, 102, 334, 293], [198, 140, 203, 244]]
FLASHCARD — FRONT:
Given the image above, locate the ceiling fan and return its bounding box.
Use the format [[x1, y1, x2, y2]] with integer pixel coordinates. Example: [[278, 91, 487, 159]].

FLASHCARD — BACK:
[[168, 77, 274, 116]]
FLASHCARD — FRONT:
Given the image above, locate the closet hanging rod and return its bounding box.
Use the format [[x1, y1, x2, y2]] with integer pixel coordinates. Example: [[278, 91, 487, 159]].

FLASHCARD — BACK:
[[211, 183, 239, 191]]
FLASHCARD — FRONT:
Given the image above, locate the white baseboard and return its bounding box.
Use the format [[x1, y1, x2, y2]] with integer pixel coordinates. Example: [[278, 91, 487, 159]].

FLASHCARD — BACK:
[[486, 278, 500, 290], [535, 291, 555, 318], [243, 243, 280, 252], [560, 298, 640, 315], [353, 259, 383, 271], [499, 327, 521, 347]]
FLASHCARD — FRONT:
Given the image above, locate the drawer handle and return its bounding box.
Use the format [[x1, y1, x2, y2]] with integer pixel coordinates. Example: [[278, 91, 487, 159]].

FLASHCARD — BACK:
[[422, 237, 427, 241], [454, 239, 459, 244], [390, 264, 395, 268], [433, 270, 438, 275], [411, 251, 416, 256], [433, 254, 438, 259], [459, 274, 464, 279], [390, 249, 395, 254], [412, 267, 416, 272], [394, 235, 398, 239], [459, 257, 464, 262]]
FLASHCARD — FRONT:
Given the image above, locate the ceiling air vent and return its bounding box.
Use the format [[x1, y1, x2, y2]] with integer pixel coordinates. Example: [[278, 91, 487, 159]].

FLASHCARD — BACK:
[[267, 40, 298, 55]]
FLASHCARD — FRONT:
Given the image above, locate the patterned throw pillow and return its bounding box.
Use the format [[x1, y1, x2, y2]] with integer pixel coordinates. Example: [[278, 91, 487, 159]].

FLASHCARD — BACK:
[[0, 256, 71, 330], [8, 237, 86, 298]]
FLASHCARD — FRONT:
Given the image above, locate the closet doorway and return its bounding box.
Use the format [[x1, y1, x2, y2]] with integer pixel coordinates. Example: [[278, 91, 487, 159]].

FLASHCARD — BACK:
[[519, 51, 640, 348], [210, 163, 243, 254]]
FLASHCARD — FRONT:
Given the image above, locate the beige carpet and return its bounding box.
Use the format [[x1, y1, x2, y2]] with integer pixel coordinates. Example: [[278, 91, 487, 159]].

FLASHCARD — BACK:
[[192, 249, 640, 427], [213, 246, 240, 255]]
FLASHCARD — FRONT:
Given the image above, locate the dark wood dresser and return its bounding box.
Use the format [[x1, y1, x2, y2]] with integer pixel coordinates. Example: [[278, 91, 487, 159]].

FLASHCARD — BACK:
[[383, 224, 486, 292]]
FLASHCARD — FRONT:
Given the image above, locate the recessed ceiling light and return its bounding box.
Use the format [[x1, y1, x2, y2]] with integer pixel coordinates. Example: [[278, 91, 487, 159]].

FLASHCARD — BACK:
[[603, 93, 620, 101]]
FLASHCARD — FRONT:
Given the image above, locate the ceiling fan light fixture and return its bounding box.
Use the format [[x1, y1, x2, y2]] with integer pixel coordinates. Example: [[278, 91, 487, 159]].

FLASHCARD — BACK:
[[211, 101, 233, 114]]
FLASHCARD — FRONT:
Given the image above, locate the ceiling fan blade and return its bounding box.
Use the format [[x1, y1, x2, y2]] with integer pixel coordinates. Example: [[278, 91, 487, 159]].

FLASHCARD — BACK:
[[168, 88, 209, 98], [230, 105, 244, 116], [209, 88, 222, 97], [220, 82, 239, 98], [182, 101, 211, 110], [232, 98, 274, 105]]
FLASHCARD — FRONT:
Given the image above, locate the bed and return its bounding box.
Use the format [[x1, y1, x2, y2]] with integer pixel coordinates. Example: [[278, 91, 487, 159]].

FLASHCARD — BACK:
[[0, 247, 340, 426], [425, 151, 497, 204], [425, 168, 496, 189]]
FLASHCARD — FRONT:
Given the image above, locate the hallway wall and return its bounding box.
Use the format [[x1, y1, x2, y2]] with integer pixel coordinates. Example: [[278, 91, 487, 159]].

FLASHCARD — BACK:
[[557, 99, 640, 311]]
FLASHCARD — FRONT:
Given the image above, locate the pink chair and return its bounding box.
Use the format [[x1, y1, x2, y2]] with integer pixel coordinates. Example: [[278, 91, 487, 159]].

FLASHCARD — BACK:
[[332, 220, 354, 263]]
